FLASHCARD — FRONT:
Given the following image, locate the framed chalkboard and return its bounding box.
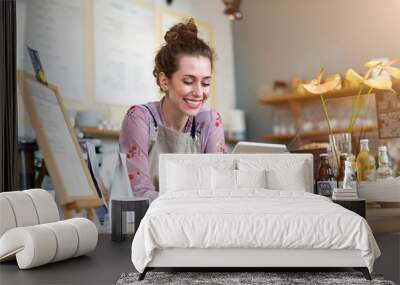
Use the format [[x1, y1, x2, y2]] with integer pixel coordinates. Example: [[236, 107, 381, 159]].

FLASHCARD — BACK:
[[17, 70, 102, 213], [375, 82, 400, 139]]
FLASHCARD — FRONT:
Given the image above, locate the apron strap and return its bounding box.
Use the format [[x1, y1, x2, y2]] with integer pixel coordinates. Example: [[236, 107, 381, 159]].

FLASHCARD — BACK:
[[142, 105, 158, 130], [190, 116, 196, 140], [143, 104, 197, 140]]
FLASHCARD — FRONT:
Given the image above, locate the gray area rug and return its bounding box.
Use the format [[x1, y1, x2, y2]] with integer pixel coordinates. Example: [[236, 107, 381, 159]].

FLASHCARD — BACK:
[[117, 271, 396, 285]]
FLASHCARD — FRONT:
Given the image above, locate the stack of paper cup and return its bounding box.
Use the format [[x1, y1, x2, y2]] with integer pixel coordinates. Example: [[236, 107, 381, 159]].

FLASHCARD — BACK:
[[229, 109, 246, 140]]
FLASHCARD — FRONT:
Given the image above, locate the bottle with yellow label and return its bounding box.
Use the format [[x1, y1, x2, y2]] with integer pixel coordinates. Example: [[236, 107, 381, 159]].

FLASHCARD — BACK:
[[356, 139, 376, 181]]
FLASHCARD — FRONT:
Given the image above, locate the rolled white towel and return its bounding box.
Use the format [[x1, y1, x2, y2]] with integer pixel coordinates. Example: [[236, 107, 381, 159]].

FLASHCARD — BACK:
[[0, 196, 17, 237], [65, 218, 98, 257], [0, 189, 60, 238], [0, 191, 39, 227], [0, 218, 98, 269], [0, 225, 57, 269], [23, 189, 59, 223], [42, 221, 79, 262]]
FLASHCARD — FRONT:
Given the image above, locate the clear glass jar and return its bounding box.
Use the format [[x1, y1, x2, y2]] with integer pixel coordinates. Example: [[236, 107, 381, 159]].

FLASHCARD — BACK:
[[376, 146, 393, 179]]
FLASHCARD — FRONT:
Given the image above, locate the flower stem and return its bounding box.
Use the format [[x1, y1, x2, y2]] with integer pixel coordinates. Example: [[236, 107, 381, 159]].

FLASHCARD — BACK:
[[349, 87, 373, 132], [319, 94, 341, 169], [348, 86, 364, 133], [319, 94, 333, 134]]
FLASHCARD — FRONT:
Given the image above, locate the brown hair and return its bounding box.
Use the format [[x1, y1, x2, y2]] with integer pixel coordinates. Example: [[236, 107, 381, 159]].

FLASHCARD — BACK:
[[153, 18, 215, 92]]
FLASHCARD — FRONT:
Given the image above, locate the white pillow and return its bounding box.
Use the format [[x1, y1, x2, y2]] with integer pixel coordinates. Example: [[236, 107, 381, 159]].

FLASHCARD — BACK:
[[266, 162, 307, 191], [167, 162, 212, 191], [211, 168, 268, 191], [237, 158, 308, 192], [236, 169, 267, 189], [212, 168, 237, 190]]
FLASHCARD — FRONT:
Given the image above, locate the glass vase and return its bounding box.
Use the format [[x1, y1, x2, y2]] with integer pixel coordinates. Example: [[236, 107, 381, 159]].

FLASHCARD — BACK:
[[328, 133, 352, 176]]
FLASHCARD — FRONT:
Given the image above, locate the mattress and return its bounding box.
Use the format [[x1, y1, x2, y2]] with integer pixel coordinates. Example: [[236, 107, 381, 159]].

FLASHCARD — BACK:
[[131, 190, 380, 273]]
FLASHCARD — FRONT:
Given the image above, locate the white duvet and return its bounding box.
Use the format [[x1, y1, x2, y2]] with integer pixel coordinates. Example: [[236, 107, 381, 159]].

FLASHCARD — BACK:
[[131, 190, 380, 273]]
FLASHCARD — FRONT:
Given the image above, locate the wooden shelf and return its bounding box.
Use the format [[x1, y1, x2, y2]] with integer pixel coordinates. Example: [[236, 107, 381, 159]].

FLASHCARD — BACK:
[[80, 127, 120, 139], [225, 138, 239, 145], [258, 80, 400, 143], [258, 80, 400, 105], [263, 126, 378, 141]]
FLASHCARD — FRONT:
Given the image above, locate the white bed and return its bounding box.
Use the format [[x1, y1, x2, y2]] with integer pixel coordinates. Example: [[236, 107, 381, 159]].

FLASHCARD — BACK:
[[131, 154, 380, 280]]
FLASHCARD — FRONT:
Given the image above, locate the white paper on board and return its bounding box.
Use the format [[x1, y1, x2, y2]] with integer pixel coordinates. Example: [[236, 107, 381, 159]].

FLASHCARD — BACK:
[[26, 79, 93, 197]]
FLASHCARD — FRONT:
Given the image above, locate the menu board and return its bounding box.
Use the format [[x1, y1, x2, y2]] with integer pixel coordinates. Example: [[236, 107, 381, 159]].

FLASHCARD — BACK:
[[18, 71, 101, 207], [93, 0, 158, 106], [375, 90, 400, 138]]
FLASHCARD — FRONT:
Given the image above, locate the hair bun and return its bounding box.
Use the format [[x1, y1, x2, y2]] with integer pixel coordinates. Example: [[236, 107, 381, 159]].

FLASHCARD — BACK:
[[164, 18, 198, 44], [154, 17, 214, 92]]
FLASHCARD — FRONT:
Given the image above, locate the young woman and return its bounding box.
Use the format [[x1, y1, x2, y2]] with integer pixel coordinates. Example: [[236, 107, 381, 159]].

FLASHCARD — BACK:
[[119, 19, 226, 201]]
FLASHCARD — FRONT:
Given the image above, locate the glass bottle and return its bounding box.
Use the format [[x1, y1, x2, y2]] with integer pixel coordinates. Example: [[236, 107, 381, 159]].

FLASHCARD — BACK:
[[376, 146, 393, 179], [317, 154, 335, 181], [356, 139, 376, 181], [336, 153, 348, 183]]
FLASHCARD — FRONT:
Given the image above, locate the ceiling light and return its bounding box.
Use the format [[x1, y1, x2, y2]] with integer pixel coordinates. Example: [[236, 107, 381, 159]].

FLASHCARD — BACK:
[[223, 0, 243, 21]]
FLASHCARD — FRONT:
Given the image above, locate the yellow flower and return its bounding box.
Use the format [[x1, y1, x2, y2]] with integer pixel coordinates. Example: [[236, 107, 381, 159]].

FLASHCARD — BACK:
[[345, 68, 393, 91], [346, 58, 398, 132], [345, 69, 364, 84], [365, 59, 400, 80], [301, 69, 340, 133], [364, 60, 384, 68], [302, 69, 341, 94], [302, 69, 342, 170]]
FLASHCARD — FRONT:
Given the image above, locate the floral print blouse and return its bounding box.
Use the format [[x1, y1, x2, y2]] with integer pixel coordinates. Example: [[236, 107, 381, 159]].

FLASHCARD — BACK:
[[119, 101, 226, 200]]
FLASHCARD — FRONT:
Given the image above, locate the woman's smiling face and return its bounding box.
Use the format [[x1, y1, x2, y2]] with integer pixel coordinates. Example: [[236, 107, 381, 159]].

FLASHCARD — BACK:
[[163, 55, 212, 116]]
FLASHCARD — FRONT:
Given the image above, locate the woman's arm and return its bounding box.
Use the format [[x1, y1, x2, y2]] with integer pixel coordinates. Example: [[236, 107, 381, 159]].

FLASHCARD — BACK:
[[204, 111, 227, 153], [119, 106, 159, 201]]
